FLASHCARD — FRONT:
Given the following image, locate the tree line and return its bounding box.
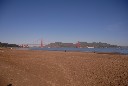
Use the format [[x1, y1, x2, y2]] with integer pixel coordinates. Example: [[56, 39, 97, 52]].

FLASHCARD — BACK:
[[0, 42, 19, 47]]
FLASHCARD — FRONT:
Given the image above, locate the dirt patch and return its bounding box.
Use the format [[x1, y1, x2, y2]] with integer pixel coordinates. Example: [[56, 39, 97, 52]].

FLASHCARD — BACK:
[[0, 49, 128, 86]]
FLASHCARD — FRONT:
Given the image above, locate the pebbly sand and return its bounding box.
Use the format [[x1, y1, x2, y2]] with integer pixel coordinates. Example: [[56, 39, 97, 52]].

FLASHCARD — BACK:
[[0, 49, 128, 86]]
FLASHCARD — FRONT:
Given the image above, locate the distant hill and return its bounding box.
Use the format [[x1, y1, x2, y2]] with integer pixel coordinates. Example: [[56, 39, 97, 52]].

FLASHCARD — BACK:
[[0, 42, 19, 47], [45, 42, 120, 48]]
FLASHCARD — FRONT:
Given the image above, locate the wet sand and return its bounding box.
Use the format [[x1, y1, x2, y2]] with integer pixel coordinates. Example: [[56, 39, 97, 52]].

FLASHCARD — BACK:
[[0, 49, 128, 86]]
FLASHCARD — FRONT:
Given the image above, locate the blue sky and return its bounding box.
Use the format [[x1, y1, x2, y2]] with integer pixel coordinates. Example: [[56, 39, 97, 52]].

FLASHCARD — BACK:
[[0, 0, 128, 46]]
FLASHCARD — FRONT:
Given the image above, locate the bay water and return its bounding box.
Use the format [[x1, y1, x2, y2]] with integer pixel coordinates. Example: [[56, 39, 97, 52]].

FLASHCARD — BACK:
[[28, 47, 128, 55]]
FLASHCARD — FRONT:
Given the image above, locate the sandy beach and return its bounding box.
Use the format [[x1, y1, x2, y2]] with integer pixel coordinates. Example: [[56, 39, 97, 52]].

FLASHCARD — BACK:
[[0, 48, 128, 86]]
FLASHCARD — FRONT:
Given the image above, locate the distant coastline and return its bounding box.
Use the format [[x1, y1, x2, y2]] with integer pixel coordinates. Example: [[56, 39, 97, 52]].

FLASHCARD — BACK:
[[1, 41, 128, 49]]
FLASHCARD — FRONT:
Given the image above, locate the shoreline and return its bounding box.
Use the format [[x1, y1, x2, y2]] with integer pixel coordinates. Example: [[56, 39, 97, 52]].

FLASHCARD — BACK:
[[16, 47, 128, 55]]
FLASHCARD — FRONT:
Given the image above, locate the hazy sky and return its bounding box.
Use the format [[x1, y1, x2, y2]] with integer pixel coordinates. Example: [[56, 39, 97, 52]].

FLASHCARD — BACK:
[[0, 0, 128, 46]]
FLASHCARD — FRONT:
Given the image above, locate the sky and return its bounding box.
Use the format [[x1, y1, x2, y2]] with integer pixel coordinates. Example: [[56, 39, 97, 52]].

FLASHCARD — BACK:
[[0, 0, 128, 46]]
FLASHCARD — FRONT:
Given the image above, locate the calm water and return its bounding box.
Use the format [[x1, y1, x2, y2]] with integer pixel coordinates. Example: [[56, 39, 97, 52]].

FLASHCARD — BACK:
[[28, 47, 128, 55]]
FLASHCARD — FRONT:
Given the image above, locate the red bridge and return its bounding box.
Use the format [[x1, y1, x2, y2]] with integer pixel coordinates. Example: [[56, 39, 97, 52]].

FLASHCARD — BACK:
[[20, 40, 44, 48]]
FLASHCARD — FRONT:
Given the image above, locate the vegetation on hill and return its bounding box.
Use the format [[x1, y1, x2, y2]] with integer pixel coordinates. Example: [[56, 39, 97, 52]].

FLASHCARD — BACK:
[[0, 42, 19, 47]]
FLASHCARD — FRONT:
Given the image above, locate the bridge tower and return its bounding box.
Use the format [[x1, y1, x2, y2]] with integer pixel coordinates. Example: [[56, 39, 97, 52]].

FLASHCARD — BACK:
[[41, 40, 43, 47], [76, 41, 80, 48]]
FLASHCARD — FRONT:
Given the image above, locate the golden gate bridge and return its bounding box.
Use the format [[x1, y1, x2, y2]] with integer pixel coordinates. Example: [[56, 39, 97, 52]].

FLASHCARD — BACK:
[[19, 39, 81, 48], [20, 39, 44, 48]]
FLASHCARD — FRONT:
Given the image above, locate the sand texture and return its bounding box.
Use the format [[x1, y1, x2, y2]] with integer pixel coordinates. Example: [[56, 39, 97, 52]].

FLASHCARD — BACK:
[[0, 49, 128, 86]]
